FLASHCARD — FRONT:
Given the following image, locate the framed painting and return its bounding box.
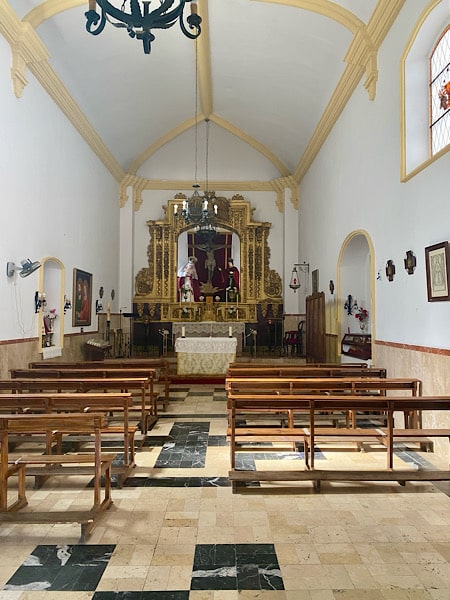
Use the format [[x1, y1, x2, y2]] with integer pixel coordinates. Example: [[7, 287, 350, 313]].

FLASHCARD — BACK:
[[425, 241, 450, 302], [73, 268, 93, 326]]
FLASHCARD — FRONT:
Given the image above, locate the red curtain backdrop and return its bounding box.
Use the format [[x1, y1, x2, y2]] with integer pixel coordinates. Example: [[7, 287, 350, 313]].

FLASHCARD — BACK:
[[187, 233, 232, 290]]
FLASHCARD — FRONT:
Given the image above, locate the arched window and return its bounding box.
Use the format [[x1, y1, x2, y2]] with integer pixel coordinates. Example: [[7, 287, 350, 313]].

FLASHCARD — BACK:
[[430, 25, 450, 155]]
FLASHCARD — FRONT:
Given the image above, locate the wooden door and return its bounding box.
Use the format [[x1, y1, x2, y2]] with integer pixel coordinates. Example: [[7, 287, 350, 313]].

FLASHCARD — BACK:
[[306, 292, 326, 363]]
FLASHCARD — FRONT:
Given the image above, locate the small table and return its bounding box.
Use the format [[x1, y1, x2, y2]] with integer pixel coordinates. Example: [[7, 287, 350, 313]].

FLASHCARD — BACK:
[[175, 337, 237, 375]]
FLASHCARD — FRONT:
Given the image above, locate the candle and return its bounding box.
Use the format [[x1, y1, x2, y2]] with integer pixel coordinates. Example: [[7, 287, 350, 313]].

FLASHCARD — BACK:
[[107, 302, 111, 321], [191, 2, 197, 14], [214, 204, 218, 214], [174, 203, 178, 214], [182, 200, 186, 210], [181, 326, 185, 338], [229, 326, 232, 337], [89, 0, 96, 11]]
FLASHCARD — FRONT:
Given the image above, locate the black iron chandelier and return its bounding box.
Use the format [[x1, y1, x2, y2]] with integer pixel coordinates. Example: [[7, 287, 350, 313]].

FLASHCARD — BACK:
[[85, 0, 202, 55]]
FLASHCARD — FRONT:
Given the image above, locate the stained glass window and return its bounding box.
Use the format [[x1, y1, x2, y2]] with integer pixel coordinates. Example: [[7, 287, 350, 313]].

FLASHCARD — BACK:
[[430, 26, 450, 154]]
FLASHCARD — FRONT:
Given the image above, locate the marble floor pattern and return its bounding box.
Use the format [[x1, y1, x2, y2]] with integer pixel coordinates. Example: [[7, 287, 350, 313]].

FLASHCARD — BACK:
[[0, 384, 450, 599]]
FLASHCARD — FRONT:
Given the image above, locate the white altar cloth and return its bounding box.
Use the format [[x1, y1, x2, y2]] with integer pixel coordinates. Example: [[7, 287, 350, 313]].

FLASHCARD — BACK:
[[173, 322, 245, 352], [175, 336, 237, 375]]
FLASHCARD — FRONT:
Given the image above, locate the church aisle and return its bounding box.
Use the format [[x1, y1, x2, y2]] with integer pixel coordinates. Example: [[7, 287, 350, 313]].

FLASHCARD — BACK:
[[0, 385, 449, 599]]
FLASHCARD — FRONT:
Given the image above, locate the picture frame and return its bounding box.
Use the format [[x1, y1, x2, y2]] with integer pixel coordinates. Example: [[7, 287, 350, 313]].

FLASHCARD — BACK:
[[72, 268, 93, 326], [425, 241, 450, 302]]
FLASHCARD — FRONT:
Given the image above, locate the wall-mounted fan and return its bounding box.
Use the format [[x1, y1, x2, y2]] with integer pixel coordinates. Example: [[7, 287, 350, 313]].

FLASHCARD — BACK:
[[6, 259, 41, 278]]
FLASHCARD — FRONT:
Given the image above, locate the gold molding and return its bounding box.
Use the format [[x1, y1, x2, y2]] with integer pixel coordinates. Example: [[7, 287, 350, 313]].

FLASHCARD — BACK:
[[134, 194, 282, 319]]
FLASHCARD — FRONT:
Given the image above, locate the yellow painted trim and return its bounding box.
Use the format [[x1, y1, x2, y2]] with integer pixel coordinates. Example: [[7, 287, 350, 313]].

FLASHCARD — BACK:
[[252, 0, 363, 34], [294, 0, 404, 183], [23, 0, 84, 28], [196, 1, 212, 118], [400, 0, 446, 182]]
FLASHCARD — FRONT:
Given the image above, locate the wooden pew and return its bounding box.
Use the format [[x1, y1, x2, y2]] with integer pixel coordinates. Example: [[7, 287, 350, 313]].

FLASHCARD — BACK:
[[0, 392, 136, 484], [9, 369, 158, 433], [0, 412, 116, 542], [29, 358, 170, 409], [1, 377, 154, 434], [227, 392, 450, 491], [229, 362, 369, 369], [226, 366, 387, 378], [226, 376, 422, 428]]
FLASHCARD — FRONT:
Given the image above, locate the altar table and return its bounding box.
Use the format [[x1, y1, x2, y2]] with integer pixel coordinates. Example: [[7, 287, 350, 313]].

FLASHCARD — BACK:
[[173, 322, 245, 352], [175, 337, 237, 375]]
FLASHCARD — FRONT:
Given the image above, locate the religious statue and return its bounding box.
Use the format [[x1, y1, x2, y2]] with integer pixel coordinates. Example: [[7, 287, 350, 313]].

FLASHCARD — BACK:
[[177, 256, 201, 301]]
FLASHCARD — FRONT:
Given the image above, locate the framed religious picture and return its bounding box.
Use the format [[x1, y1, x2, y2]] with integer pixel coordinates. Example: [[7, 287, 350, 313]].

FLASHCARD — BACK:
[[72, 268, 93, 326], [425, 241, 450, 302]]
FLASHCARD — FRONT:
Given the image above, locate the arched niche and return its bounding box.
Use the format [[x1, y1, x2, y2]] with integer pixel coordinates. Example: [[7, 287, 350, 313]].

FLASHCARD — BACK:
[[177, 226, 241, 296], [134, 194, 283, 322], [38, 257, 66, 357], [337, 231, 375, 362]]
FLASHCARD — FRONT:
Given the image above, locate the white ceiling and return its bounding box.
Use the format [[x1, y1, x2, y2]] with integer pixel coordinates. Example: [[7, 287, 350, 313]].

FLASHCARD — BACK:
[[6, 0, 401, 186]]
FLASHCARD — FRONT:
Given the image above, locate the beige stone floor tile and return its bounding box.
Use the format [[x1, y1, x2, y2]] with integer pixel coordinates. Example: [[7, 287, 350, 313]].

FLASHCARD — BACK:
[[332, 591, 385, 600], [151, 543, 195, 566], [344, 564, 381, 588], [366, 563, 423, 589], [285, 592, 335, 600], [166, 564, 192, 589], [108, 543, 155, 565], [380, 590, 435, 599], [281, 564, 354, 590]]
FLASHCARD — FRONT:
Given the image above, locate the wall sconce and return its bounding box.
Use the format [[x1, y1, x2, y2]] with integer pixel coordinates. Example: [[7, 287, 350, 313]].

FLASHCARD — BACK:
[[34, 291, 46, 313], [95, 299, 103, 314], [64, 295, 72, 314], [344, 294, 358, 315], [289, 262, 310, 292]]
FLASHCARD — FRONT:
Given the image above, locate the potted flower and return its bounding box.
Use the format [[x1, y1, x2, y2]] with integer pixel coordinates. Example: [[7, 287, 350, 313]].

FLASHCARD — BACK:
[[354, 307, 369, 330]]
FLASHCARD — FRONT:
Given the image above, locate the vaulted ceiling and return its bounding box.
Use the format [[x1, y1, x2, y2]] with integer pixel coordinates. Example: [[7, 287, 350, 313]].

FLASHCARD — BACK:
[[2, 0, 405, 198]]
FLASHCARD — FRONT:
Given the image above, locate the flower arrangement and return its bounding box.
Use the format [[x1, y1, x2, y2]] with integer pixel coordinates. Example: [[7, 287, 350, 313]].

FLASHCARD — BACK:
[[354, 307, 369, 322]]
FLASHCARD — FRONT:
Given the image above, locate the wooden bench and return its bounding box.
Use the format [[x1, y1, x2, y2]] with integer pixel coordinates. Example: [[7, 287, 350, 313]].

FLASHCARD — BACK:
[[226, 376, 422, 428], [0, 412, 116, 542], [1, 377, 155, 434], [9, 368, 159, 433], [0, 392, 137, 485], [29, 357, 170, 410], [227, 392, 450, 491], [226, 366, 387, 378]]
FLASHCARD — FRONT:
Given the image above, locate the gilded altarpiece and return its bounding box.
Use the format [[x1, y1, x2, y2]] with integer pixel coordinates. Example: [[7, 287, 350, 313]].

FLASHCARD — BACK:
[[134, 194, 283, 323]]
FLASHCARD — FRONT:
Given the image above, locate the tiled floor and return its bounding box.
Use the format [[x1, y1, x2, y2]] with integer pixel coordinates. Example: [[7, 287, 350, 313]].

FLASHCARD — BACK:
[[1, 384, 450, 599]]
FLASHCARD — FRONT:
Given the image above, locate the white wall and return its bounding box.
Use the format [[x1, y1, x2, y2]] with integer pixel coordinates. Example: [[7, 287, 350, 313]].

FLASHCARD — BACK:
[[0, 36, 120, 342], [299, 0, 450, 351]]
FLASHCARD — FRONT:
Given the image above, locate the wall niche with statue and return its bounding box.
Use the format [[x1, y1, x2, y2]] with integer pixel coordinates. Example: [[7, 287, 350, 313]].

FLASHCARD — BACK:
[[134, 194, 283, 325]]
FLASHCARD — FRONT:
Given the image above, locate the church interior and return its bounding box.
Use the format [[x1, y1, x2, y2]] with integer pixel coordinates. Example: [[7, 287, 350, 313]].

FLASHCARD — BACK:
[[1, 0, 450, 597]]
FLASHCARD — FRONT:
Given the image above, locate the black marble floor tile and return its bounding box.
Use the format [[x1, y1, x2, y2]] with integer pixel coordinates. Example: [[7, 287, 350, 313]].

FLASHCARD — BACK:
[[207, 435, 228, 446], [93, 592, 189, 599], [3, 544, 115, 592], [190, 543, 284, 591], [154, 423, 210, 468], [124, 476, 231, 487]]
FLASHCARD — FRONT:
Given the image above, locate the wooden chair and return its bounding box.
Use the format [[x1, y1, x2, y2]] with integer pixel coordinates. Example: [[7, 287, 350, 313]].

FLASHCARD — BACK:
[[283, 320, 305, 355]]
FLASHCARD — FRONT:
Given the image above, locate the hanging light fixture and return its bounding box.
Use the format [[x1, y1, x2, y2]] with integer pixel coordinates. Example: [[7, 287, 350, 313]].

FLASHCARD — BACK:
[[85, 0, 202, 55], [289, 262, 309, 292], [174, 39, 217, 239]]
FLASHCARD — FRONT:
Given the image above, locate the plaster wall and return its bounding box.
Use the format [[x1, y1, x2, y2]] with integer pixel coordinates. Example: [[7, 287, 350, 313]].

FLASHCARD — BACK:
[[0, 36, 120, 346], [299, 0, 450, 351]]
